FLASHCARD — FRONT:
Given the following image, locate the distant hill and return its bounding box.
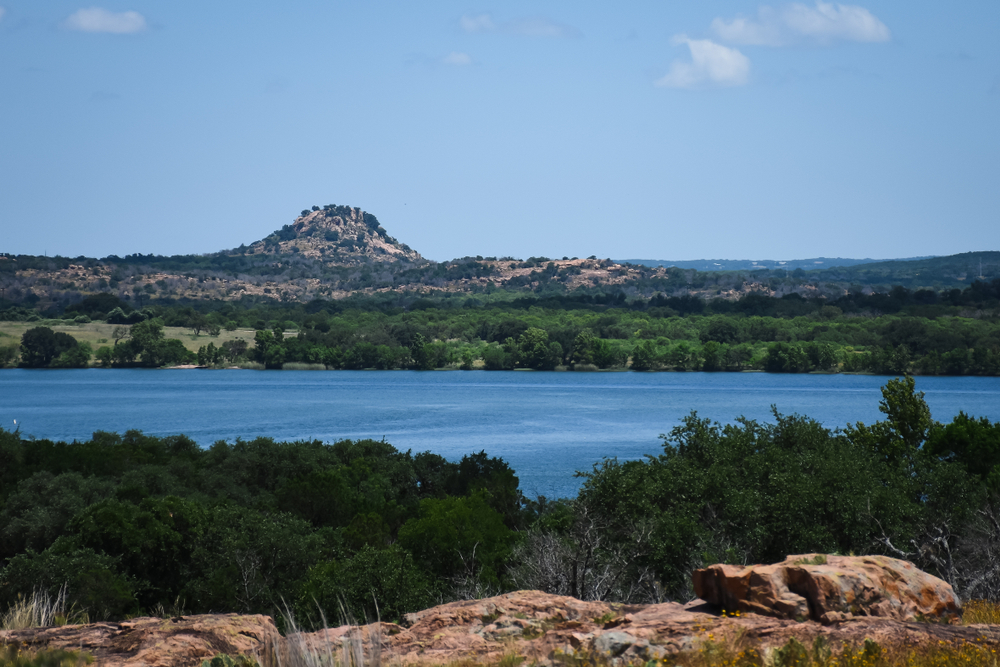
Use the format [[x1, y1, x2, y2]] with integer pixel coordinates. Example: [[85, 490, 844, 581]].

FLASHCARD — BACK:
[[801, 251, 1000, 289], [617, 257, 935, 272], [1, 203, 997, 311]]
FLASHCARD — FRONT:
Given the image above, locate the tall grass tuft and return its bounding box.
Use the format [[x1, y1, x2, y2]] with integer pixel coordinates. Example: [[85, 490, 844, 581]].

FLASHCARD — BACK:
[[0, 586, 85, 631], [254, 601, 384, 667]]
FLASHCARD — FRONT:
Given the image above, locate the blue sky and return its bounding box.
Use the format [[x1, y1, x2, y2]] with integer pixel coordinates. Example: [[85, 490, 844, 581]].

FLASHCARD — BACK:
[[1, 2, 997, 262]]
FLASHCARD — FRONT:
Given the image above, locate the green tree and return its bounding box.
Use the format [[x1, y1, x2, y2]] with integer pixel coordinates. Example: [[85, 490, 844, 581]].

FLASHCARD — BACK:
[[0, 541, 136, 619], [701, 341, 722, 372], [69, 497, 206, 609], [187, 505, 322, 613], [296, 545, 434, 625], [630, 340, 657, 371], [925, 413, 1000, 490], [0, 472, 112, 559], [570, 330, 596, 367], [764, 342, 810, 373], [518, 328, 559, 370], [20, 327, 78, 368], [254, 330, 286, 369], [409, 332, 433, 370], [482, 342, 514, 370], [592, 339, 623, 369], [846, 376, 932, 466], [51, 341, 92, 368], [398, 492, 515, 591], [95, 346, 113, 367]]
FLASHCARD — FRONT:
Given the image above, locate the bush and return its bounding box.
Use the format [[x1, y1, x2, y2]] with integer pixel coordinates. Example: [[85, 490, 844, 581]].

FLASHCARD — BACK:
[[0, 542, 136, 620], [296, 545, 434, 626]]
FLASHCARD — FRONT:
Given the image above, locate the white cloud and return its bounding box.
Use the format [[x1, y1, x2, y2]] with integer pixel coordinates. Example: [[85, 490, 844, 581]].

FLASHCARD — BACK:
[[712, 1, 889, 46], [785, 2, 889, 42], [442, 52, 472, 66], [64, 7, 147, 34], [459, 13, 578, 38], [460, 14, 494, 33], [712, 8, 784, 46], [656, 36, 750, 88], [0, 7, 6, 22]]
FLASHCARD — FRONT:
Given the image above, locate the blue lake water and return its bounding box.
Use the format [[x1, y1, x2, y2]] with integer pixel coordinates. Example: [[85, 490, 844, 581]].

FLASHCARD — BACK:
[[2, 370, 999, 499]]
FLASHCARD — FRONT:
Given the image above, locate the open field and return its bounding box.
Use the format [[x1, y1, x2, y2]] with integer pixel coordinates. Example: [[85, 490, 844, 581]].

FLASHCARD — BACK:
[[0, 321, 261, 355]]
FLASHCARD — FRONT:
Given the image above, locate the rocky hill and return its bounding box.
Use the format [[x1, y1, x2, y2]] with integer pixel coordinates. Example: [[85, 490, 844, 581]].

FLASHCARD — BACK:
[[0, 204, 997, 311], [238, 204, 422, 264]]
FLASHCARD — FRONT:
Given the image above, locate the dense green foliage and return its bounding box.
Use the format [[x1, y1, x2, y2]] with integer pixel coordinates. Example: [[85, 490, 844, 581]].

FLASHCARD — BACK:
[[1, 378, 1000, 625], [5, 279, 998, 374], [190, 279, 1000, 374], [0, 431, 521, 624]]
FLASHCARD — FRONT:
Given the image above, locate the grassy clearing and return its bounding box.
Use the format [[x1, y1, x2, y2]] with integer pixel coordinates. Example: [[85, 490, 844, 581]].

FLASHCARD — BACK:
[[0, 321, 258, 356]]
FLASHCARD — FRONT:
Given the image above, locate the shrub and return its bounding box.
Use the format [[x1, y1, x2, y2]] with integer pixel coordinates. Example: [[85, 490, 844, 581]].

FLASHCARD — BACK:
[[0, 646, 92, 666]]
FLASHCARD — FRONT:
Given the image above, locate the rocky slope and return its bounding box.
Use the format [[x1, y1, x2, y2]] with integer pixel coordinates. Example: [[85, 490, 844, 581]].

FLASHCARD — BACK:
[[240, 204, 423, 265], [1, 591, 995, 667], [2, 556, 996, 667]]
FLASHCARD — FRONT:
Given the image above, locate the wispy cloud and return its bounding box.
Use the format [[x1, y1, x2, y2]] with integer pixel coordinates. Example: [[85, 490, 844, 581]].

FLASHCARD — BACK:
[[656, 36, 750, 88], [459, 13, 579, 38], [712, 1, 889, 46], [460, 14, 494, 33], [442, 52, 472, 66], [0, 7, 6, 22], [64, 7, 147, 34]]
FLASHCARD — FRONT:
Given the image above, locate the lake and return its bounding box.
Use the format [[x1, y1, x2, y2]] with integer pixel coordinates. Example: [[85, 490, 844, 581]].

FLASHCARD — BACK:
[[2, 370, 999, 499]]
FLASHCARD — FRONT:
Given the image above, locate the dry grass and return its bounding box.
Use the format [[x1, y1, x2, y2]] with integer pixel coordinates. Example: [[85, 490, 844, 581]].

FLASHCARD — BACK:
[[0, 587, 86, 631], [656, 634, 1000, 667], [964, 600, 1000, 626], [252, 603, 385, 667]]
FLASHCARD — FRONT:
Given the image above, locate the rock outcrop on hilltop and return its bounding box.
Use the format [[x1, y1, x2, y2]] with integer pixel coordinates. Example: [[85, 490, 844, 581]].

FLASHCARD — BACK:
[[693, 553, 961, 623], [242, 204, 423, 264], [0, 557, 989, 667]]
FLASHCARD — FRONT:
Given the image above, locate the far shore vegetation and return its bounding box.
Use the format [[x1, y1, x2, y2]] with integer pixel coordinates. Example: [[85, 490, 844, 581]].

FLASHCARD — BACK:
[[1, 278, 999, 374]]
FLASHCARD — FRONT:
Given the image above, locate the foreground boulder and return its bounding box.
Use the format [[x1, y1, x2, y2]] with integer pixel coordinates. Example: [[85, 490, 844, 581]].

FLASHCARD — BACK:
[[0, 614, 278, 667], [693, 553, 960, 623]]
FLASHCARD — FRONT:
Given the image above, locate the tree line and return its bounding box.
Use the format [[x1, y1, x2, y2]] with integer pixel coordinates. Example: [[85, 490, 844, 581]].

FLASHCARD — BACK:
[[1, 378, 999, 624], [2, 279, 999, 374]]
